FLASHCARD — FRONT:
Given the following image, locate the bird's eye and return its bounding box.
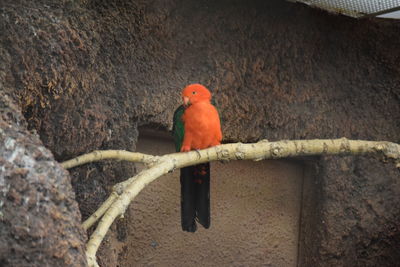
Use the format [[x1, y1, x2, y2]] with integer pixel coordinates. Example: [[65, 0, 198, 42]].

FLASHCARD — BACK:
[[192, 91, 197, 95]]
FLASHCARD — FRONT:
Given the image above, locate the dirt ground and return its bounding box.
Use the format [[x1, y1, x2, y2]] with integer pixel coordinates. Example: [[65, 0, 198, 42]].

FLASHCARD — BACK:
[[115, 130, 304, 266]]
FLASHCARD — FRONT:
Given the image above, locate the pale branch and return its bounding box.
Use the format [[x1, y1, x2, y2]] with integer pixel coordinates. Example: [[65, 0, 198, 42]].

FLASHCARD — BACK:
[[61, 150, 155, 169], [81, 178, 137, 230], [61, 138, 400, 267], [82, 192, 118, 231]]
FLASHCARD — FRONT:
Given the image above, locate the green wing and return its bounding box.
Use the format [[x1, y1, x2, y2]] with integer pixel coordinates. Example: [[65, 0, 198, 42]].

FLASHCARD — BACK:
[[172, 101, 220, 152], [172, 105, 185, 152]]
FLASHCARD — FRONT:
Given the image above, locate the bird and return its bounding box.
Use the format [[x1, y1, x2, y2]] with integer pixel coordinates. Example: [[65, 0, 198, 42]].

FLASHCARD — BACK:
[[172, 84, 222, 232]]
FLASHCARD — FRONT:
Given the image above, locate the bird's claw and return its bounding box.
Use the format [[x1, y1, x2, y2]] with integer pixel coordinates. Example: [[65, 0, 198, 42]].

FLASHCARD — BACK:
[[195, 149, 201, 159]]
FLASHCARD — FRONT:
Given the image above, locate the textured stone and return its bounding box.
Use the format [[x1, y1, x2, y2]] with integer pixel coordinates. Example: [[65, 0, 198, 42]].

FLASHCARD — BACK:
[[0, 92, 86, 266]]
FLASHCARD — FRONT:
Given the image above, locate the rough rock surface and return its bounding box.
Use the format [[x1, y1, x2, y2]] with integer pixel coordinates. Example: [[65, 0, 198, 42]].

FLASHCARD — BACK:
[[299, 156, 400, 267], [0, 0, 400, 266], [315, 156, 400, 266], [0, 92, 87, 266]]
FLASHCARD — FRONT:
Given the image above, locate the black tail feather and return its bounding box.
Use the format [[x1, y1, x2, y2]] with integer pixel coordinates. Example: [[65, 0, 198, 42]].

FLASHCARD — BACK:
[[194, 163, 210, 229], [180, 166, 197, 232], [180, 163, 211, 232]]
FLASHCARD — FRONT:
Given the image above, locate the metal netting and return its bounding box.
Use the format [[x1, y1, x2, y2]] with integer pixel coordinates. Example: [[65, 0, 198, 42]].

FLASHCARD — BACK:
[[295, 0, 400, 17]]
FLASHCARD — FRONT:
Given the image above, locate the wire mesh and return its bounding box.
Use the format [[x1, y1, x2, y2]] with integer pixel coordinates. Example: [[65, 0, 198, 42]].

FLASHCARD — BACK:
[[295, 0, 400, 17]]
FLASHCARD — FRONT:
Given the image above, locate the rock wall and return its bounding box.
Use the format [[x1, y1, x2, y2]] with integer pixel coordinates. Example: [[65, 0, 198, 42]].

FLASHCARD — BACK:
[[1, 0, 399, 266], [0, 92, 87, 266]]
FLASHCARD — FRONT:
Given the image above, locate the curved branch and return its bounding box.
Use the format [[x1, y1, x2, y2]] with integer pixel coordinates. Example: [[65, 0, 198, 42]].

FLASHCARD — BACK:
[[82, 178, 137, 230], [85, 165, 171, 267], [62, 138, 400, 267], [82, 192, 118, 231], [61, 150, 155, 169]]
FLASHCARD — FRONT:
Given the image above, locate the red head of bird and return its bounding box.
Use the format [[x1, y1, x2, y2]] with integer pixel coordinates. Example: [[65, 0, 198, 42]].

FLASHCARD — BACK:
[[182, 84, 211, 107]]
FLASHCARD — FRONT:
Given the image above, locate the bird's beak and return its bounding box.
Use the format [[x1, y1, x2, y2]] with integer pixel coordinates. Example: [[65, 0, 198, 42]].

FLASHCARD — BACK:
[[183, 96, 190, 107]]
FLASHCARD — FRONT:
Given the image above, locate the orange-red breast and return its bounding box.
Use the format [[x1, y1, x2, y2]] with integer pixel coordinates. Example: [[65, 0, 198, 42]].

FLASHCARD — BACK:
[[180, 84, 222, 152]]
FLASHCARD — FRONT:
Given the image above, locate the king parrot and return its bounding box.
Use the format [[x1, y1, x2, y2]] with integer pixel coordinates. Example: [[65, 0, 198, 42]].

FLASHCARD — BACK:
[[172, 84, 222, 232]]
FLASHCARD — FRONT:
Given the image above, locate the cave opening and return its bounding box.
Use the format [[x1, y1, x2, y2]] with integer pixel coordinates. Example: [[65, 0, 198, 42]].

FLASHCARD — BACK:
[[108, 127, 314, 266]]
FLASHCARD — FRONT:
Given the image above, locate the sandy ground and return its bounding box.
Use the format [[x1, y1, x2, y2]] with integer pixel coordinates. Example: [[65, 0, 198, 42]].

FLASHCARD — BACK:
[[118, 131, 304, 266]]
